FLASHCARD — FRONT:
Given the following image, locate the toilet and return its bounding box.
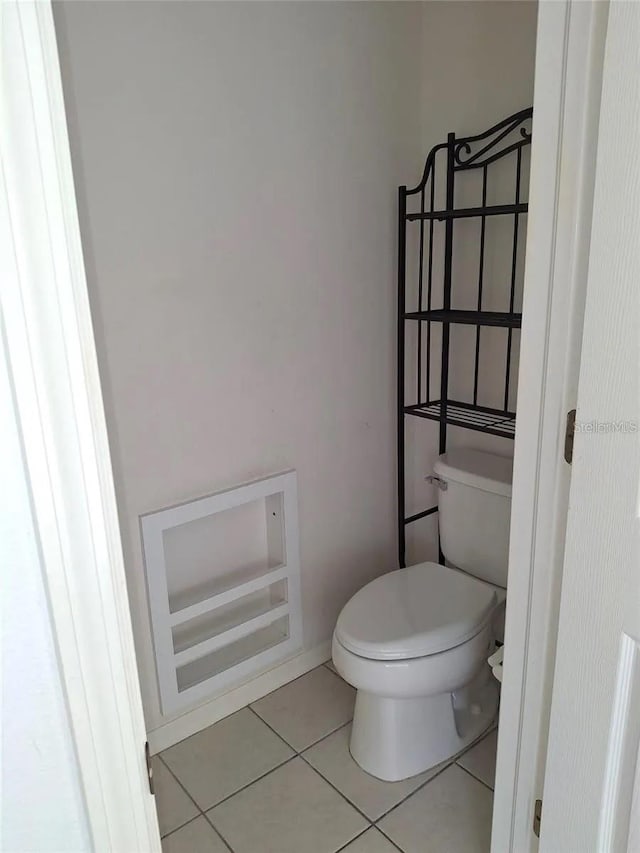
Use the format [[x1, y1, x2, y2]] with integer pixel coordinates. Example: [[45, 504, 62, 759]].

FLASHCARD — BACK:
[[332, 448, 512, 782]]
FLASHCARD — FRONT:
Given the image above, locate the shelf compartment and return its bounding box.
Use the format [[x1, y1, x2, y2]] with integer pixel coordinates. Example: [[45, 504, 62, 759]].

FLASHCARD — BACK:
[[172, 577, 287, 654], [173, 602, 290, 667], [405, 400, 516, 438], [164, 490, 286, 615], [169, 566, 287, 628], [404, 309, 521, 328], [176, 616, 290, 694], [406, 202, 528, 222]]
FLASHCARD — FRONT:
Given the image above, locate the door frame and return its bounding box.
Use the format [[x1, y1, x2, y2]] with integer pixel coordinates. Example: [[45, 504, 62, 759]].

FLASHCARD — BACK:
[[1, 1, 607, 850], [492, 2, 609, 851], [1, 2, 160, 849]]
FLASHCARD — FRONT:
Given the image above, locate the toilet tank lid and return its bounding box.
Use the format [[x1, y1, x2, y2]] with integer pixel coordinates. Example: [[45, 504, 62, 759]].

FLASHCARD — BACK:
[[434, 448, 513, 497]]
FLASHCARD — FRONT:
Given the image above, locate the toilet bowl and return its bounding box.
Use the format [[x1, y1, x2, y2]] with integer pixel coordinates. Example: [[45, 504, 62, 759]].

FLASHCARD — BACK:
[[332, 561, 501, 781], [332, 448, 512, 781]]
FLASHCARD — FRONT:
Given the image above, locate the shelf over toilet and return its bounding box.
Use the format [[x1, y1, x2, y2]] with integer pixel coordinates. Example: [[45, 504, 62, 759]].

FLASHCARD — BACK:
[[397, 107, 532, 566]]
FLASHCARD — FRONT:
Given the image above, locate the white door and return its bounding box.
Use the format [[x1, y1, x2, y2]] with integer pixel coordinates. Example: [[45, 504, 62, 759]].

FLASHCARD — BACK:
[[538, 3, 640, 851], [2, 2, 161, 849]]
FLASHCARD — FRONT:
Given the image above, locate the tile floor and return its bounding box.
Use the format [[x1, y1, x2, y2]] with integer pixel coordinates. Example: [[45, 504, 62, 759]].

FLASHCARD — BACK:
[[154, 663, 498, 853]]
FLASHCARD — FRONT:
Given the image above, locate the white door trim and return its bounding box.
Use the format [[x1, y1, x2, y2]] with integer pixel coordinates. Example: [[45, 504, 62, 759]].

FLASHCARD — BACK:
[[492, 2, 608, 851], [1, 2, 160, 849], [538, 0, 640, 844]]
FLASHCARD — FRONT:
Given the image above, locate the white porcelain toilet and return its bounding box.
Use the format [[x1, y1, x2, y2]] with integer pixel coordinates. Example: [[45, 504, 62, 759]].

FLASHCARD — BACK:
[[332, 448, 512, 782]]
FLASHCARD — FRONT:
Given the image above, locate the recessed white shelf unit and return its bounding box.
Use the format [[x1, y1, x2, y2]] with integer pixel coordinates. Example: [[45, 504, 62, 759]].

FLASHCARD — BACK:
[[141, 470, 302, 714]]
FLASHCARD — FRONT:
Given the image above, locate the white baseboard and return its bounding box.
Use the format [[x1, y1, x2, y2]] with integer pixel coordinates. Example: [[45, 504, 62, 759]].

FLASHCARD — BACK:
[[147, 641, 332, 754]]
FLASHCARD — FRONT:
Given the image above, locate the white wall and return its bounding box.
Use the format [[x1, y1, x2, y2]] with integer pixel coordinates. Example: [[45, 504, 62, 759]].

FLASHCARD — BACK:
[[419, 1, 538, 149], [1, 332, 90, 853], [52, 0, 537, 733], [53, 0, 423, 733]]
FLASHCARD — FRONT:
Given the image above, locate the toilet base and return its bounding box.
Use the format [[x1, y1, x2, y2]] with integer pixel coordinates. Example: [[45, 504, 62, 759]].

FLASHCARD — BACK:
[[349, 665, 499, 782]]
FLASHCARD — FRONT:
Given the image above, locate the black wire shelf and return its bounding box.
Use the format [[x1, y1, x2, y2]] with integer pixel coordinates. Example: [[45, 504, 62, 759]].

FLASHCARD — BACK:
[[404, 309, 522, 328], [405, 400, 516, 439], [406, 202, 528, 222], [397, 107, 532, 568]]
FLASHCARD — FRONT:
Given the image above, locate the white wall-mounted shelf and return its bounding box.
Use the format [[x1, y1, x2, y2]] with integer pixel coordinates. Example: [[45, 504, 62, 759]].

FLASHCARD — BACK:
[[141, 471, 302, 715]]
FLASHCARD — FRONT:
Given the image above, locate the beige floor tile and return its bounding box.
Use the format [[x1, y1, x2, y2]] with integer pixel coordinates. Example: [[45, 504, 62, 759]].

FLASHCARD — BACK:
[[207, 757, 368, 853], [303, 724, 446, 820], [161, 708, 294, 810], [251, 666, 355, 751], [378, 764, 493, 853], [152, 757, 199, 837], [161, 817, 229, 853], [340, 827, 401, 852], [457, 729, 498, 789], [324, 658, 338, 674]]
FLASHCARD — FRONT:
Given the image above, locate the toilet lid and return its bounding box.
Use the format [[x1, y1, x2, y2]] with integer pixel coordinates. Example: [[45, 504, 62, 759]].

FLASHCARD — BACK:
[[335, 562, 497, 661]]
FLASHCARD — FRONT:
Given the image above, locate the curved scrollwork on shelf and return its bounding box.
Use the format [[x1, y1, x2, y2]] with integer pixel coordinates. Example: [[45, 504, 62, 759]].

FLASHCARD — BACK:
[[453, 107, 532, 170]]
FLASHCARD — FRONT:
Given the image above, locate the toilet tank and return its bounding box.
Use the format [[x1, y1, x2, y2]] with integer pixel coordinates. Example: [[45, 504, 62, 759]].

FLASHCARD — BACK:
[[433, 448, 513, 588]]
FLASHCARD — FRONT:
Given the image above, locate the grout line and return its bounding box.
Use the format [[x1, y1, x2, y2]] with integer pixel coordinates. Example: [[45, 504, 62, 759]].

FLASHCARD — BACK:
[[158, 814, 201, 842], [455, 721, 498, 759], [372, 747, 497, 837], [300, 739, 470, 828], [158, 670, 493, 851], [156, 754, 204, 820], [156, 758, 233, 850], [160, 703, 354, 831], [248, 703, 353, 755], [455, 761, 495, 793], [246, 704, 301, 751], [248, 661, 334, 708], [333, 826, 373, 852], [297, 717, 354, 753], [159, 814, 202, 843], [300, 720, 352, 755], [156, 805, 233, 853], [299, 731, 462, 826], [162, 710, 492, 796], [256, 712, 493, 827], [373, 759, 457, 824], [159, 726, 297, 824], [201, 812, 235, 853], [246, 704, 301, 752], [299, 756, 374, 825], [374, 726, 497, 827], [374, 823, 405, 852], [205, 753, 297, 813]]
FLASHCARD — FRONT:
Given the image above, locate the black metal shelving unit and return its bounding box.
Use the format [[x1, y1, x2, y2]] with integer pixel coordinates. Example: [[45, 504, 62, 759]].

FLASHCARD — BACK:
[[397, 107, 532, 568]]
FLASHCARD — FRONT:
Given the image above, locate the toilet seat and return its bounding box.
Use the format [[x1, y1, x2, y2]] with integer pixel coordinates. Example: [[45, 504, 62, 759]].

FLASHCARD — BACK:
[[335, 561, 496, 661]]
